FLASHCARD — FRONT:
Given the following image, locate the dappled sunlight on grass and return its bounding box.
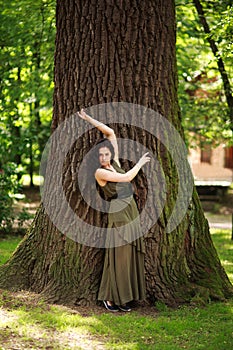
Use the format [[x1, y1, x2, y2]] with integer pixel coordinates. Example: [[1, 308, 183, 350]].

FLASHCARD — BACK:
[[0, 228, 232, 349], [0, 298, 105, 349], [0, 308, 18, 327], [0, 290, 233, 350], [94, 302, 233, 349]]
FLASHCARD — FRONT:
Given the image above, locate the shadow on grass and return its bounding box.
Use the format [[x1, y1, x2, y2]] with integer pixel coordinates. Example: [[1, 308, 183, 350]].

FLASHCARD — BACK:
[[0, 289, 233, 350], [0, 229, 232, 349]]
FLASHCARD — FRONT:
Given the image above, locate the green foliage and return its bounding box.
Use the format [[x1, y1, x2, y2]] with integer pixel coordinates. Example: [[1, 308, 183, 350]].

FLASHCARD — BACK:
[[0, 162, 33, 232], [0, 163, 21, 231], [176, 0, 233, 147], [210, 5, 233, 60], [0, 0, 55, 184]]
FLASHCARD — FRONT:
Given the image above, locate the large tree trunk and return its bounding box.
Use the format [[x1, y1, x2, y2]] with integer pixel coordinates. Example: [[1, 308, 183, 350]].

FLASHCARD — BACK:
[[0, 0, 232, 306]]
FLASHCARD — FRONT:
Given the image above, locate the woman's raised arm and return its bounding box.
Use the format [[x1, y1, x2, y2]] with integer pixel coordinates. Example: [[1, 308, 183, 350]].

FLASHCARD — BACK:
[[77, 109, 119, 165]]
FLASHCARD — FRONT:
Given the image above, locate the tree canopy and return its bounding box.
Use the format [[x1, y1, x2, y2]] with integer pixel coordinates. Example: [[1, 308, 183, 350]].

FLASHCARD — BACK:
[[1, 0, 232, 176], [176, 0, 233, 146]]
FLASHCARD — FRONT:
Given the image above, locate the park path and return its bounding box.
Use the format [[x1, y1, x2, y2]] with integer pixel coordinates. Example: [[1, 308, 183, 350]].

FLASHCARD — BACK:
[[205, 212, 232, 231], [208, 222, 232, 230]]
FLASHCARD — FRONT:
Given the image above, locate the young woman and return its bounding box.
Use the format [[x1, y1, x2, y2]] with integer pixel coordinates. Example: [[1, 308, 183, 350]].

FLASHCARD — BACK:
[[77, 109, 150, 312]]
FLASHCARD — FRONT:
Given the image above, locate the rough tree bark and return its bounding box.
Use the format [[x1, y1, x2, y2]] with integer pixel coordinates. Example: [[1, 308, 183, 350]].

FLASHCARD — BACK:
[[0, 0, 232, 306]]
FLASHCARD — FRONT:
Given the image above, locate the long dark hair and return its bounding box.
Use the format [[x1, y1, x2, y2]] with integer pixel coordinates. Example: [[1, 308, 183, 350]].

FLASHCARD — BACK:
[[82, 138, 115, 182], [75, 138, 114, 216], [94, 138, 115, 165], [83, 138, 115, 202]]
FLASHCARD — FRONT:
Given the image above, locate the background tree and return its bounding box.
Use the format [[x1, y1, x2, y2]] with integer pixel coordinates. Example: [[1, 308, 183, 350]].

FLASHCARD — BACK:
[[193, 0, 233, 126], [0, 0, 55, 186], [0, 0, 55, 229], [176, 0, 233, 146], [0, 0, 232, 306]]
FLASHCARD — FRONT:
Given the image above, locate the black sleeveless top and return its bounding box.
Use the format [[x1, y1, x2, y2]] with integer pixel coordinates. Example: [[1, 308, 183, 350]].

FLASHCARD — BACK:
[[99, 161, 134, 200]]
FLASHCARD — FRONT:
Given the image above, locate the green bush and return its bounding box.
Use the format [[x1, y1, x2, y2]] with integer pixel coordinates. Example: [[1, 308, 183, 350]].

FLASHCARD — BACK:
[[0, 162, 21, 231]]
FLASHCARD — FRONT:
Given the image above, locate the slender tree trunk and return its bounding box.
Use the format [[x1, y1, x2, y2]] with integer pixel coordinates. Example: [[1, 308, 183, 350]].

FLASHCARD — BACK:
[[11, 67, 22, 175], [0, 0, 232, 306]]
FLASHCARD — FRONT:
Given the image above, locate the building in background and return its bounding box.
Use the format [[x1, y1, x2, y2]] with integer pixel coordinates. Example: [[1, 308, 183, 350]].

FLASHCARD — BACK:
[[189, 144, 233, 198]]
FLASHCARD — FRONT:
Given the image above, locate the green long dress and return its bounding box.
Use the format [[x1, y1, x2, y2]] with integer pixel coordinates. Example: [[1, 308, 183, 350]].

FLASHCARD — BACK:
[[97, 161, 146, 306]]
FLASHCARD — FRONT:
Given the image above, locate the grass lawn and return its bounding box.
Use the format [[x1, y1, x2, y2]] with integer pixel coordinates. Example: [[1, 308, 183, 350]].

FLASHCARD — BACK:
[[0, 229, 232, 350], [0, 236, 22, 266]]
